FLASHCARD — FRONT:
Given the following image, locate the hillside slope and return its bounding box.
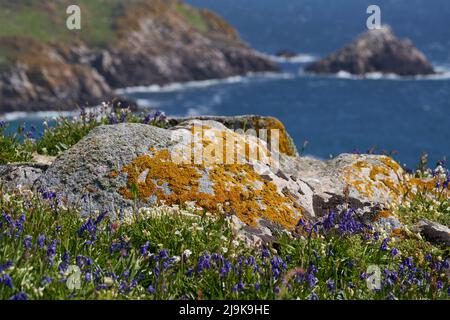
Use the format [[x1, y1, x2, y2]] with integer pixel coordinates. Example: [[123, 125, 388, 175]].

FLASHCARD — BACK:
[[0, 0, 277, 113]]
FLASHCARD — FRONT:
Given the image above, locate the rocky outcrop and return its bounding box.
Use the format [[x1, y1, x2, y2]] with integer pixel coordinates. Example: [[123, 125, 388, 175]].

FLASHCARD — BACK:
[[32, 118, 449, 245], [305, 26, 435, 76], [0, 163, 49, 192], [167, 115, 298, 156], [1, 115, 447, 246], [0, 0, 278, 113]]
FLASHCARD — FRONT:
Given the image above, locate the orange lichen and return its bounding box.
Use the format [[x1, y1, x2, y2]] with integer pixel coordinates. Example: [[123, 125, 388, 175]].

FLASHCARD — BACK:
[[392, 228, 404, 237], [250, 117, 297, 156], [117, 149, 301, 228], [109, 171, 119, 179], [187, 124, 272, 166], [343, 156, 407, 204]]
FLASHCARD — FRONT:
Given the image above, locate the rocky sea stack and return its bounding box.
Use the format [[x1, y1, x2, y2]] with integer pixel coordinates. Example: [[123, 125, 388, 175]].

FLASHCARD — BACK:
[[0, 0, 277, 114], [305, 26, 435, 76]]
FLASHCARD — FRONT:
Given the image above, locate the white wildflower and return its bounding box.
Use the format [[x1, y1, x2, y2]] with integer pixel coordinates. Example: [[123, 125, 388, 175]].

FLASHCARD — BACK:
[[183, 249, 192, 258]]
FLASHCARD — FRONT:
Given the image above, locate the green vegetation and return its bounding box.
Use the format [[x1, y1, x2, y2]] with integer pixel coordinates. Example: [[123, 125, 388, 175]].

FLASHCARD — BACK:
[[0, 0, 212, 67], [0, 189, 448, 300], [175, 2, 209, 32], [0, 106, 167, 162], [0, 0, 123, 46], [0, 123, 34, 164], [0, 109, 448, 300]]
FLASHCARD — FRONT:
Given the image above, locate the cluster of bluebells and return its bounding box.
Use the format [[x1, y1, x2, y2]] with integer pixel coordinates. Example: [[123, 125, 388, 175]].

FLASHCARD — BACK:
[[1, 189, 449, 300], [297, 208, 367, 237]]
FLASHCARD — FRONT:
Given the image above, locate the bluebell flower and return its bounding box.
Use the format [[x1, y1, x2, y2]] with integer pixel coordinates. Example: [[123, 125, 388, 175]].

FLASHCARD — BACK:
[[42, 191, 57, 200], [46, 240, 58, 262], [147, 286, 156, 294], [185, 268, 194, 277], [159, 249, 169, 260], [23, 235, 33, 250], [41, 276, 53, 285], [2, 274, 13, 289], [197, 254, 211, 272], [380, 238, 390, 251], [307, 273, 318, 288], [245, 256, 255, 266], [326, 279, 335, 292], [309, 292, 319, 300], [76, 255, 84, 268], [386, 292, 396, 300], [37, 235, 46, 248], [10, 292, 27, 300], [140, 241, 150, 256], [391, 248, 399, 257], [0, 261, 13, 273], [347, 259, 355, 268]]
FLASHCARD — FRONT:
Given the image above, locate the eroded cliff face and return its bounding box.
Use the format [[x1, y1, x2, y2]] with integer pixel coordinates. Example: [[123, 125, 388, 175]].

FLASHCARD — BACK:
[[0, 0, 278, 113]]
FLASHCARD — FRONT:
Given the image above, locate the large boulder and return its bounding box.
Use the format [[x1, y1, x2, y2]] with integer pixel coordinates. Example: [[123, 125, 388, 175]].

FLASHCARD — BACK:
[[305, 26, 435, 76], [34, 119, 429, 244], [34, 122, 308, 234]]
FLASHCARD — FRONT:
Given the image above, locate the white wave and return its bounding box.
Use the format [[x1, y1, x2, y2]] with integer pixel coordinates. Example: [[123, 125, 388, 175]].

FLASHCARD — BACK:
[[186, 105, 215, 117], [115, 72, 294, 95], [115, 76, 246, 94], [267, 53, 318, 64], [0, 110, 76, 122], [302, 66, 450, 81]]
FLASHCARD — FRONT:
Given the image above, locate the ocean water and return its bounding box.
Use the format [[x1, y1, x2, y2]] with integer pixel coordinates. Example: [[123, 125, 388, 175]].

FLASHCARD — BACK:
[[3, 0, 450, 167]]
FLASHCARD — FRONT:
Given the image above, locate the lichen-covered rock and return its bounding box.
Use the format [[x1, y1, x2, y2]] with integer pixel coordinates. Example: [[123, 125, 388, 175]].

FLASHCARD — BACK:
[[167, 115, 298, 157], [0, 163, 48, 192], [35, 122, 307, 236], [33, 118, 448, 245], [280, 153, 406, 221]]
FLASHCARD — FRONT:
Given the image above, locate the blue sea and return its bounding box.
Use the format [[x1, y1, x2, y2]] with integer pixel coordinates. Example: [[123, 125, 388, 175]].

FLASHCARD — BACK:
[[3, 0, 450, 168]]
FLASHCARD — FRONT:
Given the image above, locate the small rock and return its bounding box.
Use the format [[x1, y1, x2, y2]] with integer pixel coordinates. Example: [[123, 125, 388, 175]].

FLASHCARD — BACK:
[[413, 220, 450, 247]]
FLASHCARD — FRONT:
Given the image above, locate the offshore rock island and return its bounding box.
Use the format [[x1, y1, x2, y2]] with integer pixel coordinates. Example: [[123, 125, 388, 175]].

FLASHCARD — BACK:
[[305, 26, 435, 76]]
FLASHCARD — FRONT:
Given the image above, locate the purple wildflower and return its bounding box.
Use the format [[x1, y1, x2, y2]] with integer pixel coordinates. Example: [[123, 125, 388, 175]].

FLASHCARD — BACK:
[[37, 234, 46, 248], [2, 274, 13, 289], [326, 279, 335, 292], [10, 292, 28, 300], [380, 238, 390, 251], [391, 248, 399, 257], [23, 235, 33, 250]]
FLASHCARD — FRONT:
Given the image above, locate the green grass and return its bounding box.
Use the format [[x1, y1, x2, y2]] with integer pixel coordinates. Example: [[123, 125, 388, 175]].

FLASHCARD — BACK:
[[0, 106, 167, 162], [0, 124, 34, 164], [0, 190, 448, 300], [175, 2, 209, 32], [0, 0, 122, 46]]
